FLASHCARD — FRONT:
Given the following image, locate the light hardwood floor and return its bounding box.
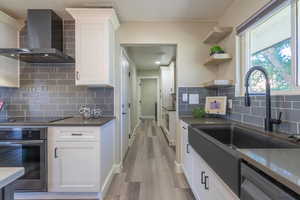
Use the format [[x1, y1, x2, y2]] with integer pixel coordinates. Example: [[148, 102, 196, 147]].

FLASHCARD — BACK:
[[104, 120, 195, 200]]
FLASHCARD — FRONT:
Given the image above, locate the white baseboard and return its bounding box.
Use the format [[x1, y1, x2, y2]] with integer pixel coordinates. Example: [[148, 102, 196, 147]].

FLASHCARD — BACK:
[[15, 165, 121, 200], [101, 164, 119, 198], [160, 126, 173, 146], [140, 116, 155, 119], [15, 192, 100, 200], [129, 121, 140, 147], [169, 139, 176, 146], [113, 163, 123, 174], [174, 160, 183, 173]]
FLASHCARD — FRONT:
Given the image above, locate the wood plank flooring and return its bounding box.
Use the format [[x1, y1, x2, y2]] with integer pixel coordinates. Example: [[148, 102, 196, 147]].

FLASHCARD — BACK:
[[104, 120, 195, 200]]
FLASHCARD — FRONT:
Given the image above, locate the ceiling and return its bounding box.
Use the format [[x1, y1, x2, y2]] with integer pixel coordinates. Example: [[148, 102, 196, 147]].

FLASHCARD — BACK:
[[0, 0, 234, 21], [126, 45, 176, 70]]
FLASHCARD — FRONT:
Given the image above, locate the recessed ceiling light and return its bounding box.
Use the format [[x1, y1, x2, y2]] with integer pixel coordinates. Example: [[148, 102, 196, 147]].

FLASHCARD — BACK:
[[155, 61, 161, 65]]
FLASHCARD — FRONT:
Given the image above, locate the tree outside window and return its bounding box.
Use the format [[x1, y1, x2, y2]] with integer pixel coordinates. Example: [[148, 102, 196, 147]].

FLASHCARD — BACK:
[[249, 38, 292, 93]]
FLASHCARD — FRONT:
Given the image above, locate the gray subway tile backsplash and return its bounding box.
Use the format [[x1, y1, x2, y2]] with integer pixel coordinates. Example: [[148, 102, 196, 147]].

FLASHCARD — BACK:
[[0, 21, 113, 119], [178, 85, 300, 135], [178, 87, 217, 116], [242, 114, 264, 127], [217, 86, 300, 135]]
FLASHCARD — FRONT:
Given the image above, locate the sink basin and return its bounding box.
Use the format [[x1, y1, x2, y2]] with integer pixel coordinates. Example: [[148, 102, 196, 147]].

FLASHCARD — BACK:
[[194, 124, 299, 149], [188, 123, 300, 197]]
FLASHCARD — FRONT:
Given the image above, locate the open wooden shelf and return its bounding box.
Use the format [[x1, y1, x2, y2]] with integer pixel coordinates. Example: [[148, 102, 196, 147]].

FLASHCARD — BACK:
[[203, 26, 233, 44], [202, 80, 234, 88], [204, 53, 232, 66]]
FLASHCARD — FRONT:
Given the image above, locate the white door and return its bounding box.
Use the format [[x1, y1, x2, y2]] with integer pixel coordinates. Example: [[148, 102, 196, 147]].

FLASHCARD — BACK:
[[48, 141, 99, 192], [181, 122, 193, 184], [120, 50, 130, 160]]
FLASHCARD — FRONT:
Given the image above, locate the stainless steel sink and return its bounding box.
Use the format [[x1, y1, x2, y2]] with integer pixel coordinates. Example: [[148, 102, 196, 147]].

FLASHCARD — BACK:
[[188, 123, 300, 197], [194, 124, 299, 149]]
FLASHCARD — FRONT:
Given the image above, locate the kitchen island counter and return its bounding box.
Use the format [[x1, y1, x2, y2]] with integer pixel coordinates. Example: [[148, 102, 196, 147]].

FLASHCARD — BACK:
[[0, 167, 24, 189]]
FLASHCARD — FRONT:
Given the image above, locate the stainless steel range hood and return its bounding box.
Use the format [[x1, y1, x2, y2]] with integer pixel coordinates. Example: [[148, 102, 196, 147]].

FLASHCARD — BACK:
[[0, 9, 74, 63]]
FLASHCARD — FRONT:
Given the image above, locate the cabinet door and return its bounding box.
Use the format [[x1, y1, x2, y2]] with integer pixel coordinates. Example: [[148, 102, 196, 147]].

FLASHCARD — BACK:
[[181, 121, 187, 172], [0, 12, 19, 88], [75, 21, 108, 86], [192, 148, 206, 200], [199, 155, 239, 200], [48, 141, 100, 192], [181, 121, 193, 184], [209, 168, 239, 200], [168, 111, 176, 145]]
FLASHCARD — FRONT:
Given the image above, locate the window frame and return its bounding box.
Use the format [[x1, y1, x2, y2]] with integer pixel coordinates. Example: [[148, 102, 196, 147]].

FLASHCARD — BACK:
[[236, 0, 299, 96]]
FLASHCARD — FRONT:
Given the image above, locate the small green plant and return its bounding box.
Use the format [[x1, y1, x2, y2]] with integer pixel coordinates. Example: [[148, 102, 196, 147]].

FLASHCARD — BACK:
[[192, 107, 206, 119], [210, 45, 225, 55]]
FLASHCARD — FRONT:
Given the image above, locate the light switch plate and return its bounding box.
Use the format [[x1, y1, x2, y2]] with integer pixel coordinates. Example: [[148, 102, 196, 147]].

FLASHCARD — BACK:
[[228, 99, 233, 109], [189, 94, 199, 104], [182, 93, 188, 102]]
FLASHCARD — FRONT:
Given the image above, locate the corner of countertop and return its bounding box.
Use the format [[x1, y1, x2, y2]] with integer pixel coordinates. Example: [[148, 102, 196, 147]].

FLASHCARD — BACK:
[[179, 115, 232, 125]]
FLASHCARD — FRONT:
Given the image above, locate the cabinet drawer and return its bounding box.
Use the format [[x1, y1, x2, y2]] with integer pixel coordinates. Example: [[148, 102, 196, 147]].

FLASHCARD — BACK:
[[48, 127, 100, 141]]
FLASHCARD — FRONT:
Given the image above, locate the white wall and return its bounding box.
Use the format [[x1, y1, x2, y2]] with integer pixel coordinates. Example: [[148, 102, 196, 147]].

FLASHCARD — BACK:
[[140, 78, 157, 117], [216, 0, 270, 81], [137, 69, 160, 77], [118, 21, 218, 87]]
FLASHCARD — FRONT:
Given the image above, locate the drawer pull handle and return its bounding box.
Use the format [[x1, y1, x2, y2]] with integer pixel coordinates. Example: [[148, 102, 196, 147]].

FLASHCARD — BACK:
[[204, 175, 209, 190], [72, 133, 83, 136], [186, 144, 190, 154], [76, 71, 80, 80], [201, 171, 205, 184], [54, 147, 58, 158]]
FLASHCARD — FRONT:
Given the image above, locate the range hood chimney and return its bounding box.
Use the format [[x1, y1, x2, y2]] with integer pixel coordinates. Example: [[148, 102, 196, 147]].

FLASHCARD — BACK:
[[0, 9, 74, 63]]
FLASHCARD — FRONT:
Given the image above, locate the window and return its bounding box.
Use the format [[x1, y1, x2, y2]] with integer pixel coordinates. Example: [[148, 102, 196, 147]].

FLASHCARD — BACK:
[[236, 0, 299, 95]]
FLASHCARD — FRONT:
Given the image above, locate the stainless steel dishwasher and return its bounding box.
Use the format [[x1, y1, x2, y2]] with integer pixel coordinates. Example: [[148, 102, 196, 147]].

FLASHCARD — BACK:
[[241, 162, 300, 200]]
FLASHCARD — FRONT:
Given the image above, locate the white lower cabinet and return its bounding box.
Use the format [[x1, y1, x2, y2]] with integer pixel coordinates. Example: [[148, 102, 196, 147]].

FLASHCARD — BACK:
[[180, 120, 239, 200], [191, 148, 208, 200], [48, 120, 115, 193], [189, 146, 239, 200], [48, 141, 99, 192], [181, 120, 193, 184]]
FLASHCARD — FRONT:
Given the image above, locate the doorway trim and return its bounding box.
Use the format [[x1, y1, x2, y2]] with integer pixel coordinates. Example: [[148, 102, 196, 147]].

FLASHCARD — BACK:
[[137, 76, 160, 125], [120, 47, 131, 163]]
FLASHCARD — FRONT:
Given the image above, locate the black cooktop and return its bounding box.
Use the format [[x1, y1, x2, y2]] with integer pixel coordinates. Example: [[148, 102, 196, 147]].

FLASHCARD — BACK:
[[0, 117, 70, 123]]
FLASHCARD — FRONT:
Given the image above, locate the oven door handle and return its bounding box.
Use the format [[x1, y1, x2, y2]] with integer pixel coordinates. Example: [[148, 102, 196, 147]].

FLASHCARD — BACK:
[[0, 140, 44, 145]]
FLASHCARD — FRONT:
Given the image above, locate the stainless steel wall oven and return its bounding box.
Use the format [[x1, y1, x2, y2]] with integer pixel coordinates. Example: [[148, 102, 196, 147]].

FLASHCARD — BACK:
[[0, 127, 47, 192]]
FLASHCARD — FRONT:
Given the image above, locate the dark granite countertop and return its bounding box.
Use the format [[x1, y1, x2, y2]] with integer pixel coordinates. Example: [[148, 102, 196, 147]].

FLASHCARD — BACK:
[[51, 117, 115, 126], [180, 116, 231, 125], [0, 117, 115, 127], [238, 149, 300, 196], [162, 106, 176, 112], [180, 116, 300, 195]]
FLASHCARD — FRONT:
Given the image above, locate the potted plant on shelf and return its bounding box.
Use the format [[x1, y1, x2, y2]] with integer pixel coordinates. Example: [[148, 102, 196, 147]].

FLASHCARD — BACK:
[[210, 45, 225, 56]]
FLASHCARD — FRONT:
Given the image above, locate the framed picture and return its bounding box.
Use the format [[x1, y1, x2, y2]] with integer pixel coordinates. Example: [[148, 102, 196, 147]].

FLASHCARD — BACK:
[[205, 96, 227, 115]]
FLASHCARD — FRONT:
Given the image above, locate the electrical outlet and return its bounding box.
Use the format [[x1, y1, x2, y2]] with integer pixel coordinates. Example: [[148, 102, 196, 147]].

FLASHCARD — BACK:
[[182, 93, 188, 102], [189, 94, 199, 104]]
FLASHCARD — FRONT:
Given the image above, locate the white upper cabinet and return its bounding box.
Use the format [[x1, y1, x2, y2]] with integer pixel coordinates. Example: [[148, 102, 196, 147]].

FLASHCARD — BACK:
[[0, 11, 21, 88], [66, 8, 120, 87]]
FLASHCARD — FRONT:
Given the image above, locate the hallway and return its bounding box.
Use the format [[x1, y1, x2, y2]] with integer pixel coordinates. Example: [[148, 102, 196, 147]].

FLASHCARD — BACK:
[[104, 120, 195, 200]]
